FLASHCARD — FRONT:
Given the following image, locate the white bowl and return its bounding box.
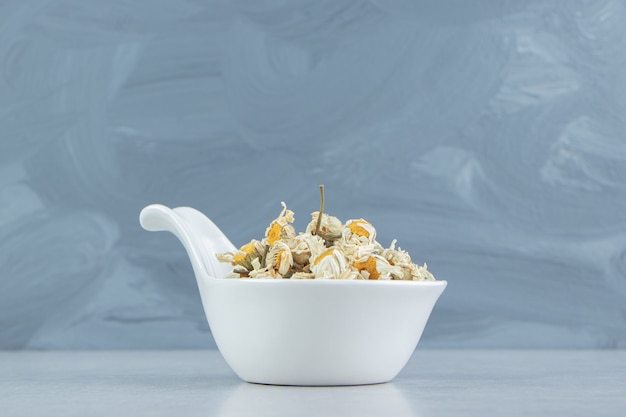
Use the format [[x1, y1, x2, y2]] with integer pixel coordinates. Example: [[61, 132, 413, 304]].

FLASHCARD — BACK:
[[140, 204, 446, 386]]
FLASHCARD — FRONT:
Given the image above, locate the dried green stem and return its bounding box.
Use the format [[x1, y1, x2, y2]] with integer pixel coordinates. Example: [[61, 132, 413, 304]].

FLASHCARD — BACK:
[[314, 184, 325, 236]]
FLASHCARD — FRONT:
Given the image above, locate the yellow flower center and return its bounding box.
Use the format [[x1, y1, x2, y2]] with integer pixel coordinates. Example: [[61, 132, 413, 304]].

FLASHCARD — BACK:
[[233, 242, 257, 264], [267, 223, 282, 245], [347, 221, 371, 239], [240, 242, 256, 254], [276, 250, 283, 270], [353, 257, 380, 280], [313, 249, 335, 266]]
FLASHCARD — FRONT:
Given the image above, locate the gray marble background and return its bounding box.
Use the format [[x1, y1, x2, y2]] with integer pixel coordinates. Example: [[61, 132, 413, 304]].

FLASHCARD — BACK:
[[1, 0, 626, 349]]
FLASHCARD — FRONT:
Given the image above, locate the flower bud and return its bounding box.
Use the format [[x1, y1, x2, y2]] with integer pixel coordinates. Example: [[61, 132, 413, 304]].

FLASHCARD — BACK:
[[266, 241, 293, 276], [265, 202, 296, 245], [306, 212, 344, 242], [343, 219, 377, 244], [310, 248, 347, 279]]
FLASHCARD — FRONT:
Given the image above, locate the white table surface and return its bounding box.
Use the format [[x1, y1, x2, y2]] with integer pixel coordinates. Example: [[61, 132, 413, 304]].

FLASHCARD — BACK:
[[1, 350, 625, 416]]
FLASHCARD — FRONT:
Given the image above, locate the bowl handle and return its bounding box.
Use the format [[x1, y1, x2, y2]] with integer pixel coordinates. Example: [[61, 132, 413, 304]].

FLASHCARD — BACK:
[[140, 204, 236, 280]]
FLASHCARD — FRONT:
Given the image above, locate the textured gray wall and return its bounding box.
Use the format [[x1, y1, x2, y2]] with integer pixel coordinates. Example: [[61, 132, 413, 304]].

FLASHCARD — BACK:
[[2, 0, 626, 349]]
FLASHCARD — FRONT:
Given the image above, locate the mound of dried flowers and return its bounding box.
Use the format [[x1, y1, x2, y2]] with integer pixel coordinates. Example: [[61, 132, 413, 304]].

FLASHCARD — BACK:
[[216, 202, 436, 281]]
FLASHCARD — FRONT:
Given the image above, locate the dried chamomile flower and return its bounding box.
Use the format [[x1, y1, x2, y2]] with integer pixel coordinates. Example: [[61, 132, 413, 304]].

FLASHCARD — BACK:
[[343, 219, 377, 244], [409, 262, 436, 281], [216, 252, 236, 265], [290, 233, 326, 267], [265, 202, 296, 245], [236, 240, 266, 262], [353, 254, 403, 280], [380, 239, 413, 280], [306, 212, 343, 243], [216, 239, 267, 276], [380, 239, 435, 281], [310, 248, 348, 279], [216, 185, 437, 281], [266, 241, 294, 277]]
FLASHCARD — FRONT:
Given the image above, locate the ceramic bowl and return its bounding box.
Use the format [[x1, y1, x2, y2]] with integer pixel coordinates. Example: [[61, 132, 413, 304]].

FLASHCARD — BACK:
[[140, 204, 446, 386]]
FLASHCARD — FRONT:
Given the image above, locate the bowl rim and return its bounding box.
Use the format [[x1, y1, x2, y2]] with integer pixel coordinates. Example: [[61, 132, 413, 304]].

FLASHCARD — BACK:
[[209, 277, 447, 287]]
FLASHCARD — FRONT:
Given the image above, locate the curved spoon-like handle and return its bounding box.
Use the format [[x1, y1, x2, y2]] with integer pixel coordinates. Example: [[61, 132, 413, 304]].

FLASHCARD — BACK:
[[140, 204, 236, 279]]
